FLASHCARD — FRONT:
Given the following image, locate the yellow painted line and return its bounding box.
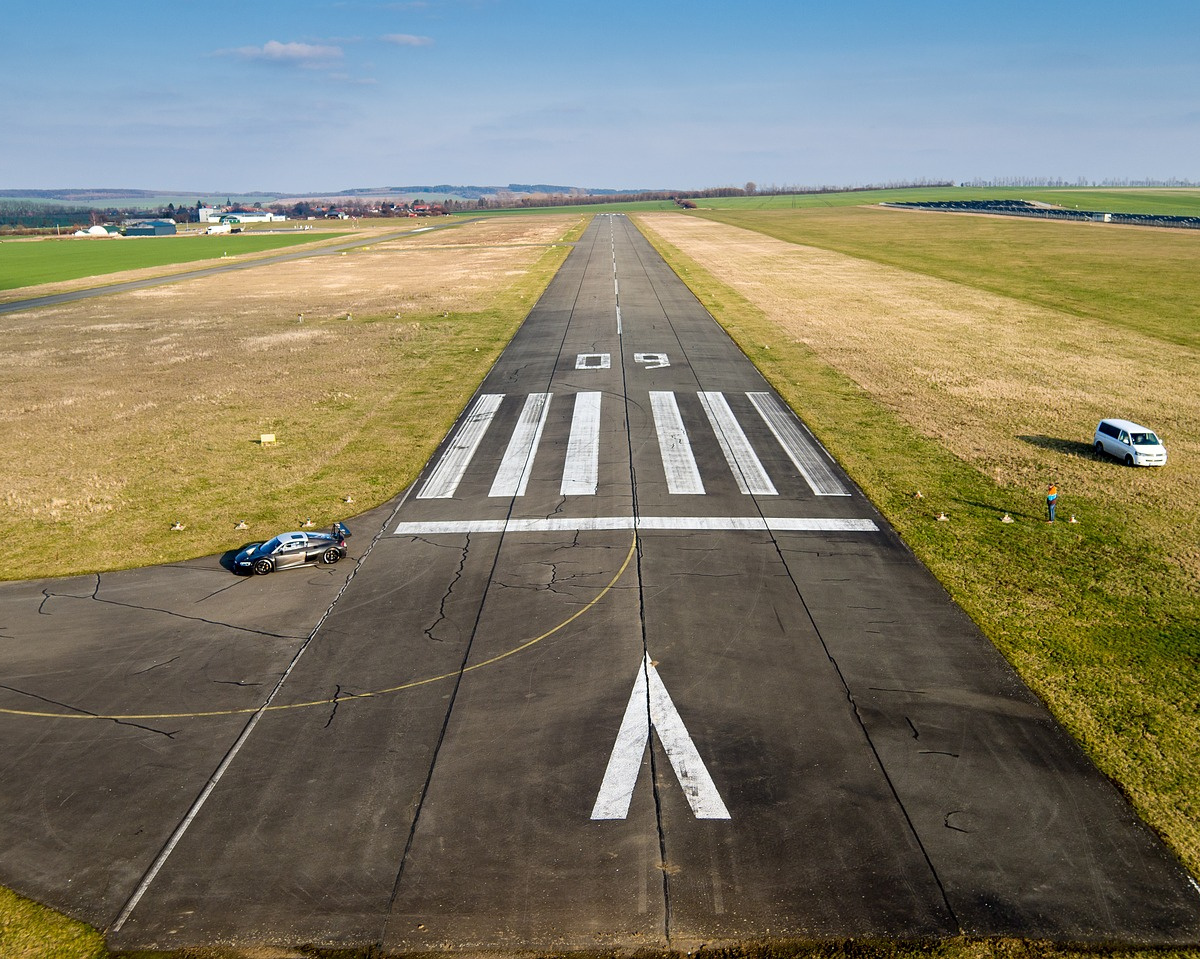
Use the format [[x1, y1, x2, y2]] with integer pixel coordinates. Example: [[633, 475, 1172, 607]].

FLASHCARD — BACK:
[[1, 534, 639, 722]]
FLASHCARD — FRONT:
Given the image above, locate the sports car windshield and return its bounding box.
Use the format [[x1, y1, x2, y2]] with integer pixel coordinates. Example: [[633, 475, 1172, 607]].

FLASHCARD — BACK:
[[258, 536, 285, 553]]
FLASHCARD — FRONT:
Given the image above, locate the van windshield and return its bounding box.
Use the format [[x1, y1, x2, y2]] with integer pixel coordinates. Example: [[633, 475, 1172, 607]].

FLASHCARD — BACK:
[[1130, 432, 1160, 446]]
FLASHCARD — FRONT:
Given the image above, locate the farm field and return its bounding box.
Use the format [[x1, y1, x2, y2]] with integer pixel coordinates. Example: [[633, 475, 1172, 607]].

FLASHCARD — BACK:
[[0, 231, 344, 292], [0, 215, 580, 580], [635, 207, 1200, 908]]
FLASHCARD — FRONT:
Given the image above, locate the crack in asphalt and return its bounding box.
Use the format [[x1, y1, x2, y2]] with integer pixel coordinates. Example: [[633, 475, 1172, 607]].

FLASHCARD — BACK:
[[495, 561, 587, 596], [424, 536, 471, 643], [324, 685, 344, 729], [132, 657, 180, 676], [36, 573, 300, 640], [0, 683, 179, 738]]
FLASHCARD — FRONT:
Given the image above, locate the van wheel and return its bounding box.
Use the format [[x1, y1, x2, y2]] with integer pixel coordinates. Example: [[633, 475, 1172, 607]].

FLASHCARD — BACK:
[[1094, 441, 1104, 457], [1124, 454, 1134, 466]]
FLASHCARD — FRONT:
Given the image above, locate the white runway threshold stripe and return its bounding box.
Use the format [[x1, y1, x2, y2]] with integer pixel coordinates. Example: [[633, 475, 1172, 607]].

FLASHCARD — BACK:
[[489, 392, 552, 498], [698, 391, 777, 495], [416, 394, 504, 499], [394, 516, 880, 535], [561, 392, 602, 496], [650, 391, 704, 494], [748, 391, 850, 497]]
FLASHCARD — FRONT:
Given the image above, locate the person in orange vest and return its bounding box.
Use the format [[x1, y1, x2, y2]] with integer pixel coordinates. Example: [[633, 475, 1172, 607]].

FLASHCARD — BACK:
[[1046, 483, 1058, 523]]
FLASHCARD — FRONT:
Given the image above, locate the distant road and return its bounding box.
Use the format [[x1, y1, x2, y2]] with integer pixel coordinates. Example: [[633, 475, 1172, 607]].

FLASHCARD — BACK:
[[0, 219, 472, 315]]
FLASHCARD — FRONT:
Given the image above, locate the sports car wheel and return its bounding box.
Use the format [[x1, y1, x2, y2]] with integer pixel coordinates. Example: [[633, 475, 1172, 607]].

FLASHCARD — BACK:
[[321, 547, 341, 565], [252, 558, 273, 575]]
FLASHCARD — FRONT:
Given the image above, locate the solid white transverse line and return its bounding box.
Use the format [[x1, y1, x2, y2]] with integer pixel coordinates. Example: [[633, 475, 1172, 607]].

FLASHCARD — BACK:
[[561, 392, 602, 496], [748, 392, 850, 496], [416, 393, 504, 499], [698, 391, 777, 495], [394, 516, 880, 535], [489, 393, 552, 497], [591, 654, 730, 820], [649, 391, 704, 494]]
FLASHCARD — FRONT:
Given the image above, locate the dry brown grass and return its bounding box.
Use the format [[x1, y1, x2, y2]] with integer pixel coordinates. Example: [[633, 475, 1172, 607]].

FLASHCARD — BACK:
[[0, 215, 581, 579], [636, 212, 1200, 582]]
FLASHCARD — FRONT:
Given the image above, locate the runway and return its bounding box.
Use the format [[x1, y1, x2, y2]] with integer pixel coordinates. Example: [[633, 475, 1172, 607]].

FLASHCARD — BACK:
[[2, 214, 1198, 953]]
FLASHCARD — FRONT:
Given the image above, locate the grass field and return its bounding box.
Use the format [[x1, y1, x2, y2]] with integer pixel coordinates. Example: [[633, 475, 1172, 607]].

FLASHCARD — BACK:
[[689, 204, 1200, 348], [635, 208, 1200, 897], [689, 186, 1200, 216], [0, 231, 344, 291], [453, 185, 1200, 220], [3, 200, 1200, 958], [0, 216, 581, 580]]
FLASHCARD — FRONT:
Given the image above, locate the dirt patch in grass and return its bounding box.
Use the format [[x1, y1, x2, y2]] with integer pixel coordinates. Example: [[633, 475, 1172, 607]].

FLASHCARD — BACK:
[[0, 215, 580, 579]]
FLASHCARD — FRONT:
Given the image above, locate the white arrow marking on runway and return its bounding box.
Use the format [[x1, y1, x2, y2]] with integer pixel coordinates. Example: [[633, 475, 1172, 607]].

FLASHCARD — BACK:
[[591, 654, 731, 821]]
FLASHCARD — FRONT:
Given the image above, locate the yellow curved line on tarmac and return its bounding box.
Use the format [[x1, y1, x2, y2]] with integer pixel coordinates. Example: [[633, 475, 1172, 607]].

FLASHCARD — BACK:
[[1, 534, 639, 722]]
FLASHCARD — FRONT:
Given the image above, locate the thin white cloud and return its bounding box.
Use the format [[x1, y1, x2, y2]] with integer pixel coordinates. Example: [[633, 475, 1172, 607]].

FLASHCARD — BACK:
[[232, 40, 345, 65], [330, 73, 380, 86], [382, 33, 434, 47]]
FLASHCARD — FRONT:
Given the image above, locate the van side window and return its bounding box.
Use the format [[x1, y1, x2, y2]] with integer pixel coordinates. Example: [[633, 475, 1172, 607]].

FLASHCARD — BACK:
[[1119, 431, 1130, 444]]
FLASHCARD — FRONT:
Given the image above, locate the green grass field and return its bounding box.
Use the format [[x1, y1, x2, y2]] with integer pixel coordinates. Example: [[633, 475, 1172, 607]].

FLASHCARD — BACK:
[[0, 232, 342, 291], [689, 186, 1200, 216], [452, 185, 1200, 220]]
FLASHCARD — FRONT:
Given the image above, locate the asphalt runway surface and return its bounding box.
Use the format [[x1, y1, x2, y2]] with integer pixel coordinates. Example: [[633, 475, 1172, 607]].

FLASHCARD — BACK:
[[2, 214, 1198, 953]]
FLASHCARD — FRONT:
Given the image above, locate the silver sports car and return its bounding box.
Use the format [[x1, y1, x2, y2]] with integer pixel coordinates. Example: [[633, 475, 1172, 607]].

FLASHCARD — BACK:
[[234, 522, 351, 575]]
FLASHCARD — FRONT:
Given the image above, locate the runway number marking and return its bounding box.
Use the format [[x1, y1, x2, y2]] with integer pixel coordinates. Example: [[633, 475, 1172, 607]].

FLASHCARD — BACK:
[[576, 353, 611, 370], [634, 352, 670, 370], [591, 654, 731, 821]]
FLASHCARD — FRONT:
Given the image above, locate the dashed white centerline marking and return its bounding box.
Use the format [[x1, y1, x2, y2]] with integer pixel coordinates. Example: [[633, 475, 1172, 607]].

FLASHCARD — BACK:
[[649, 391, 704, 494], [416, 394, 503, 499], [698, 391, 777, 495], [748, 392, 850, 496], [561, 392, 602, 496], [489, 392, 552, 497]]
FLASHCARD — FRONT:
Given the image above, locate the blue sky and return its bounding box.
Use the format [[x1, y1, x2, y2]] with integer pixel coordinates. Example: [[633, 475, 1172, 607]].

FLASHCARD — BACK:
[[4, 0, 1198, 192]]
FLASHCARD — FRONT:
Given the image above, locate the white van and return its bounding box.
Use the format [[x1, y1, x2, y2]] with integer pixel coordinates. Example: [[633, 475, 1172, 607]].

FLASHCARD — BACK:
[[1093, 419, 1167, 467]]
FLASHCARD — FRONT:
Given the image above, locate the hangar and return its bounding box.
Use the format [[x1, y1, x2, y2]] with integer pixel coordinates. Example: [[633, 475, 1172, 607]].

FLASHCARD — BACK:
[[124, 219, 177, 236]]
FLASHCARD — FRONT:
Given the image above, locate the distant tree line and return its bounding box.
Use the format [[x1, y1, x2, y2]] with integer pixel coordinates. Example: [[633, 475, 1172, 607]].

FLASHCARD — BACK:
[[460, 179, 957, 211]]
